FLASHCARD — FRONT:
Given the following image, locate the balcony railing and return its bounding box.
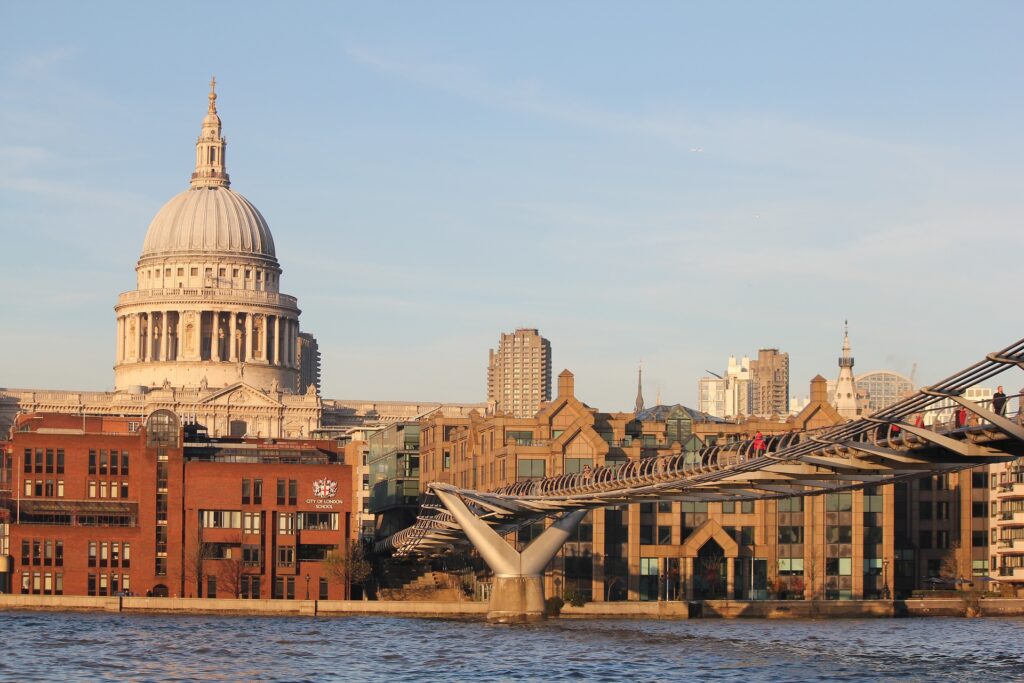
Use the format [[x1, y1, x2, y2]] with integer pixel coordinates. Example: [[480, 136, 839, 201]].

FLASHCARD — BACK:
[[117, 287, 298, 309]]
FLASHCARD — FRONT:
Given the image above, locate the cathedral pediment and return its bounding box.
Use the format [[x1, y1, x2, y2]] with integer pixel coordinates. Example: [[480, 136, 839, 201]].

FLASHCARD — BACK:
[[197, 383, 284, 408]]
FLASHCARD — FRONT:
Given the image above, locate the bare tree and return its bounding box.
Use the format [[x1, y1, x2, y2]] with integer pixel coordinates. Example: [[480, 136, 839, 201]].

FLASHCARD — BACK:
[[937, 540, 962, 589], [324, 541, 373, 599], [218, 536, 246, 598], [940, 541, 964, 590], [184, 540, 214, 598], [700, 554, 724, 597]]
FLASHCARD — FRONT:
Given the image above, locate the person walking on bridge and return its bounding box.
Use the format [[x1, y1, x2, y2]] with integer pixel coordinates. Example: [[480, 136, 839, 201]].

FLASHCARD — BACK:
[[753, 432, 766, 455], [993, 386, 1007, 417]]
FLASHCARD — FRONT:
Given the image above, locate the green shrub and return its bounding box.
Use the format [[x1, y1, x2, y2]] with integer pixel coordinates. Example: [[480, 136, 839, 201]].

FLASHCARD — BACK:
[[544, 596, 565, 617], [563, 588, 587, 607]]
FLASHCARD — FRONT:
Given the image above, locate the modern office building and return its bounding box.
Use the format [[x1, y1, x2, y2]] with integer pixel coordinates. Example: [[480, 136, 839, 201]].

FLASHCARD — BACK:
[[486, 328, 552, 418], [1, 411, 351, 599], [367, 421, 422, 539]]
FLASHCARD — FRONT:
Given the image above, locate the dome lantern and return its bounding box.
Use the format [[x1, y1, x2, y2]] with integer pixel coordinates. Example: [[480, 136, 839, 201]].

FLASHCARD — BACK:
[[191, 76, 230, 189]]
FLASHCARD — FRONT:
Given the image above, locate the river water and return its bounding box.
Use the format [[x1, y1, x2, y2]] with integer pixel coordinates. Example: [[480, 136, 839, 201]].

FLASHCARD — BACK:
[[1, 613, 1022, 682]]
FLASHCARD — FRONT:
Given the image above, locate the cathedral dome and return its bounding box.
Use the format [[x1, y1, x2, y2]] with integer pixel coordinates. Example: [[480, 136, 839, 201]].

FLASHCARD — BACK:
[[140, 186, 276, 260]]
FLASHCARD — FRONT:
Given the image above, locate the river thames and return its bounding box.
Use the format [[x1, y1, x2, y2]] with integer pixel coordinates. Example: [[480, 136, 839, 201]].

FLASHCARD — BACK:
[[2, 613, 1022, 682]]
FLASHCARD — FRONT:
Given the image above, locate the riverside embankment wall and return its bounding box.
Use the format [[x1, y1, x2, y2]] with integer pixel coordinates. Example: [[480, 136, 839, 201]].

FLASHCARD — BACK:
[[2, 595, 1024, 619], [0, 594, 488, 618]]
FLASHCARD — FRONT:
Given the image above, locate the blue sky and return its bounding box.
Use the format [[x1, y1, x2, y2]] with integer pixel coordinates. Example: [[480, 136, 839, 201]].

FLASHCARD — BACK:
[[1, 2, 1022, 409]]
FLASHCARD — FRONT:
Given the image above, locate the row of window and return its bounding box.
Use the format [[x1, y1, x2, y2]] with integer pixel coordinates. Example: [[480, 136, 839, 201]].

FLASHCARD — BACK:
[[21, 539, 64, 566], [88, 480, 129, 499], [20, 571, 63, 595], [88, 450, 130, 476], [87, 573, 130, 596], [777, 557, 860, 576], [143, 266, 276, 284], [918, 530, 957, 549], [241, 478, 264, 504], [23, 479, 64, 497], [88, 541, 131, 568], [201, 510, 340, 532], [23, 448, 64, 475]]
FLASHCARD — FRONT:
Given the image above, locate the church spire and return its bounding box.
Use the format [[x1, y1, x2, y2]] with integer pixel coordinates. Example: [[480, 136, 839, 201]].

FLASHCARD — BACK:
[[191, 76, 230, 189], [634, 363, 645, 413], [834, 321, 858, 419]]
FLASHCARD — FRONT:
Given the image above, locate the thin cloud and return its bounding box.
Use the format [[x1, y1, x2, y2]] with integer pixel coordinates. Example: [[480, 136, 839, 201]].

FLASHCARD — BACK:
[[4, 47, 77, 77]]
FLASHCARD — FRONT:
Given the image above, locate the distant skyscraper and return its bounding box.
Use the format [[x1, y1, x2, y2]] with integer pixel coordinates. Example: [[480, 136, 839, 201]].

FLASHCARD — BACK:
[[750, 348, 789, 418], [834, 324, 858, 419], [487, 328, 552, 418], [298, 332, 321, 395]]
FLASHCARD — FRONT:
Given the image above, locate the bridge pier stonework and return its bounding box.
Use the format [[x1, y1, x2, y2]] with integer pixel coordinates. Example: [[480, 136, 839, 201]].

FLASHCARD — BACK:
[[434, 489, 587, 623]]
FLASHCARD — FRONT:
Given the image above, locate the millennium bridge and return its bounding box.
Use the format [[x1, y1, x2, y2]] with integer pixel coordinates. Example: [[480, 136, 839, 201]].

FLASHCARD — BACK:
[[380, 337, 1024, 621]]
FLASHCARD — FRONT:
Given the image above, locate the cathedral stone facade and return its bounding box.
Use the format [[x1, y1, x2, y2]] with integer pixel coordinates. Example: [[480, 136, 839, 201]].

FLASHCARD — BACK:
[[1, 80, 320, 438]]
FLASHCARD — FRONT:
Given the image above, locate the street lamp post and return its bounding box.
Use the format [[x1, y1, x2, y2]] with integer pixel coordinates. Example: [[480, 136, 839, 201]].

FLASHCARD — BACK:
[[882, 558, 891, 599], [305, 573, 311, 600]]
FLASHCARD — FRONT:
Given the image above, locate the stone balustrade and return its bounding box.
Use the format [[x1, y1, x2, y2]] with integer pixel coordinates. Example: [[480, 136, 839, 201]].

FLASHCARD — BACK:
[[117, 287, 298, 309]]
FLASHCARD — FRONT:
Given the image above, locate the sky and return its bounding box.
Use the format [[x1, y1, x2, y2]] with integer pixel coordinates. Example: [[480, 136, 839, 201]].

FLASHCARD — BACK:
[[1, 2, 1022, 410]]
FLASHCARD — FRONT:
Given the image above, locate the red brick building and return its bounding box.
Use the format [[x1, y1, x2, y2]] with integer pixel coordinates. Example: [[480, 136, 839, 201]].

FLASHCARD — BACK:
[[0, 410, 352, 599]]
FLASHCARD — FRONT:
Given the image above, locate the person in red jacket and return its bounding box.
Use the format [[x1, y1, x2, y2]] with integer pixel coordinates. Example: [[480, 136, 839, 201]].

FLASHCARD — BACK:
[[956, 406, 968, 428], [753, 431, 766, 454]]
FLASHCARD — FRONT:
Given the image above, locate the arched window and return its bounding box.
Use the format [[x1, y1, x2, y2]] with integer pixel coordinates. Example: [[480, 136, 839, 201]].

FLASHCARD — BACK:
[[209, 148, 217, 163]]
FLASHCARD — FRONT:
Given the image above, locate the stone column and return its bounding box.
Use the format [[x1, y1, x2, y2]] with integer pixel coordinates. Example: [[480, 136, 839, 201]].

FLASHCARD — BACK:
[[143, 313, 151, 362], [175, 312, 183, 360], [260, 315, 268, 362], [161, 311, 170, 362], [291, 318, 299, 369], [244, 313, 254, 363], [229, 312, 238, 362], [152, 311, 160, 361], [211, 311, 221, 361], [272, 316, 280, 366], [291, 319, 298, 368], [116, 316, 124, 363], [726, 557, 735, 599], [135, 313, 143, 361], [282, 318, 290, 367], [278, 319, 286, 368]]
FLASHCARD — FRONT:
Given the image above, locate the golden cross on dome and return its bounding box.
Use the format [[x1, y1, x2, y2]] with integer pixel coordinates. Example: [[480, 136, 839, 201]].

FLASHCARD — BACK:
[[208, 75, 217, 113]]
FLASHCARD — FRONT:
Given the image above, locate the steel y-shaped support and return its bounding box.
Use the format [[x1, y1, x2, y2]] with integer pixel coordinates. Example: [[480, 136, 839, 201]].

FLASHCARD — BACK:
[[435, 488, 587, 622]]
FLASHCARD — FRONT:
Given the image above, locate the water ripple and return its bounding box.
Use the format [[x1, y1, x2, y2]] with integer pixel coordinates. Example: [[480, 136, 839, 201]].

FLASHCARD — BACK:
[[0, 613, 1022, 682]]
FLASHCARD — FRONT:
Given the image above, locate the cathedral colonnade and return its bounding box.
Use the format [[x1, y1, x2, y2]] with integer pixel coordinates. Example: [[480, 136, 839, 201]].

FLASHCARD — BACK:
[[115, 309, 299, 368]]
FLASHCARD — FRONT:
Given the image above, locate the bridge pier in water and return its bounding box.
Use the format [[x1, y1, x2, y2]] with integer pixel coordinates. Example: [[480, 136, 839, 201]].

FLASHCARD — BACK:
[[435, 489, 587, 623]]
